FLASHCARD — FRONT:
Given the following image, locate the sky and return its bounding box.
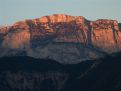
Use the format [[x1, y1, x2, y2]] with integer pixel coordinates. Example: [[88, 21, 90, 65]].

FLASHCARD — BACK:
[[0, 0, 121, 25]]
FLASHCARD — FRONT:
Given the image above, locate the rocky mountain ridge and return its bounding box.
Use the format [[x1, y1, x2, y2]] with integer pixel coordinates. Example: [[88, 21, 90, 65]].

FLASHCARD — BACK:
[[0, 14, 121, 64]]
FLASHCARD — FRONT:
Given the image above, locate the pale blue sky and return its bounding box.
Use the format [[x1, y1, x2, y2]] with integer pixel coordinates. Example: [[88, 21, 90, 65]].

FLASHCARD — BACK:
[[0, 0, 121, 25]]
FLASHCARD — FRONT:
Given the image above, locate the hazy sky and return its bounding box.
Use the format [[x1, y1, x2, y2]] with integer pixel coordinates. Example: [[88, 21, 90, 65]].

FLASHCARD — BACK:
[[0, 0, 121, 25]]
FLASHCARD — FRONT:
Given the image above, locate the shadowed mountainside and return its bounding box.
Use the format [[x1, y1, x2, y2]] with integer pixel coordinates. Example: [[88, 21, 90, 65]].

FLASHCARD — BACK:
[[0, 52, 121, 91], [119, 23, 121, 30]]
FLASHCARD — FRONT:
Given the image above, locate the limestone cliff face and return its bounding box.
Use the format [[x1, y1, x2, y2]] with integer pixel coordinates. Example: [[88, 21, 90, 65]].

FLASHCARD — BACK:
[[91, 20, 121, 52], [0, 14, 121, 64]]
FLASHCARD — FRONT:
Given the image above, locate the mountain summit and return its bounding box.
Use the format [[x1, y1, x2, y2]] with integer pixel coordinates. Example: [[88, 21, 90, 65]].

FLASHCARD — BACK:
[[0, 14, 121, 64]]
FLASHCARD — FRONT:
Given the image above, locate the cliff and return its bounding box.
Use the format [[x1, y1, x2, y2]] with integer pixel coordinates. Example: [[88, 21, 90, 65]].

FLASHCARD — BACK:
[[0, 14, 121, 63]]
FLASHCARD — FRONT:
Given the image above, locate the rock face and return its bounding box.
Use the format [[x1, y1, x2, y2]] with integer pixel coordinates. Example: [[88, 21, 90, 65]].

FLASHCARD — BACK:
[[91, 20, 121, 52], [0, 14, 121, 64]]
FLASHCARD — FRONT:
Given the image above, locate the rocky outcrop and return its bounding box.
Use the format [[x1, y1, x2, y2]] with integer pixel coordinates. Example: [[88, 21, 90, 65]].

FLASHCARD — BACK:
[[0, 14, 121, 64], [91, 20, 121, 52], [0, 26, 10, 45]]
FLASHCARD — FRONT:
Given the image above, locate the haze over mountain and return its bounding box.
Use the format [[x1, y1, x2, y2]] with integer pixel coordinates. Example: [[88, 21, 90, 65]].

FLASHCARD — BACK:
[[0, 14, 121, 64]]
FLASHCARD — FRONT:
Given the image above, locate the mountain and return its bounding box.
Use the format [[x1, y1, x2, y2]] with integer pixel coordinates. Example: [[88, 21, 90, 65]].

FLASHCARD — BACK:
[[0, 52, 121, 91], [0, 14, 121, 64]]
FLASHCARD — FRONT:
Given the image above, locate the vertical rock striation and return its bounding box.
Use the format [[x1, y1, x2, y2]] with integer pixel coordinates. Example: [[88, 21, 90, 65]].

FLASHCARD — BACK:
[[0, 14, 121, 63]]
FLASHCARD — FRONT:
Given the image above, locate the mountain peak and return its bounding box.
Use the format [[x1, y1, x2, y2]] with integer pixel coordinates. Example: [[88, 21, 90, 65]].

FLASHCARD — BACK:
[[36, 14, 84, 23]]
